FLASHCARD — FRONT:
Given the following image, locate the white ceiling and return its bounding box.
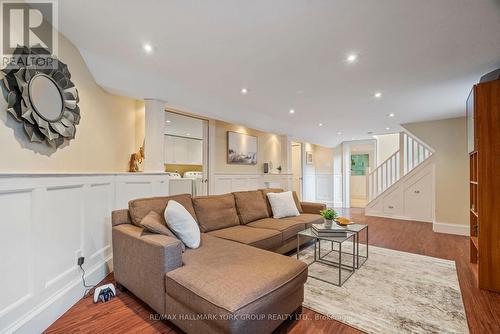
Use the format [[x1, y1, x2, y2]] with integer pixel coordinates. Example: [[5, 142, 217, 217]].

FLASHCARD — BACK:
[[58, 0, 500, 147]]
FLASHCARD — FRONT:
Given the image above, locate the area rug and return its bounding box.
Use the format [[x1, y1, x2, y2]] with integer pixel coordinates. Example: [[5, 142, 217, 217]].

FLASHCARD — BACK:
[[295, 243, 469, 334]]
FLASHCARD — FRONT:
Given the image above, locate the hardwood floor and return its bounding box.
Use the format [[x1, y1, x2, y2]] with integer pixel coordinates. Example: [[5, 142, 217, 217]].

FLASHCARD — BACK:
[[45, 209, 500, 333]]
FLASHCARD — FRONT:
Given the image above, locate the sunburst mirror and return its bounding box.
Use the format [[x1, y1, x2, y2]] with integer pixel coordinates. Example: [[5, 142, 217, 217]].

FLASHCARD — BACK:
[[1, 46, 80, 148]]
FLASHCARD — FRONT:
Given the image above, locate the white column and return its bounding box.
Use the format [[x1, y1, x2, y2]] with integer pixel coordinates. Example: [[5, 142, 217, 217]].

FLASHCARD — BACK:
[[144, 99, 166, 172], [342, 142, 351, 208]]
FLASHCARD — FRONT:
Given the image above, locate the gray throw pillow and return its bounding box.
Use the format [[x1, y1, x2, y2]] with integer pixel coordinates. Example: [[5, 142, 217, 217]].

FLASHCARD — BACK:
[[140, 210, 185, 251]]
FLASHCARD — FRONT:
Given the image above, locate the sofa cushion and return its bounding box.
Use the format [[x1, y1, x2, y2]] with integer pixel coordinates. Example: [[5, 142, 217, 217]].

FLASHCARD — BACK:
[[165, 200, 201, 249], [283, 213, 324, 228], [166, 234, 308, 314], [192, 193, 240, 232], [259, 188, 303, 215], [233, 190, 269, 224], [208, 225, 281, 250], [247, 218, 306, 241], [128, 194, 196, 227], [266, 191, 300, 218], [140, 211, 186, 251]]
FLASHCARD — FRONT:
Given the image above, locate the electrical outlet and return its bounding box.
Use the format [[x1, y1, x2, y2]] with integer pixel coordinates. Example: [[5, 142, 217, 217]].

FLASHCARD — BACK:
[[77, 256, 85, 266]]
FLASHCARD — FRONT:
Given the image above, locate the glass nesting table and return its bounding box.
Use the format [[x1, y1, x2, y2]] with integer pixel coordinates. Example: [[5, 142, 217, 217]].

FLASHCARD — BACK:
[[296, 223, 369, 286], [345, 223, 369, 269]]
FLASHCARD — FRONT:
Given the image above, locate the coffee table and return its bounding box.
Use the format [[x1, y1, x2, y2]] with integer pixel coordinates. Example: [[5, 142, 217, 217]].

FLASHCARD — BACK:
[[296, 228, 356, 286], [343, 223, 369, 268]]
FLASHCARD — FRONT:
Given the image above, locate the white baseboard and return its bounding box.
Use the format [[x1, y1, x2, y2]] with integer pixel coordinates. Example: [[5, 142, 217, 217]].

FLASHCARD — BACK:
[[3, 256, 112, 334], [365, 210, 433, 223], [433, 222, 469, 236]]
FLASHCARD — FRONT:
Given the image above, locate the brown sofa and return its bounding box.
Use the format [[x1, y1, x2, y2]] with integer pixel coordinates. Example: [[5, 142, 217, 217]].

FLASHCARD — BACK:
[[111, 189, 325, 334]]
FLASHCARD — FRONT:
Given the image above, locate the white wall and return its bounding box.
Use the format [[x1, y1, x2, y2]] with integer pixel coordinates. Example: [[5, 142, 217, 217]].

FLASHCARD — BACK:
[[375, 133, 400, 166], [0, 31, 140, 173], [0, 173, 170, 334]]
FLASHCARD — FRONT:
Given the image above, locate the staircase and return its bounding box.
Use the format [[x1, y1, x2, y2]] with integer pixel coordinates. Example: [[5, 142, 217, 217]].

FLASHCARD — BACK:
[[368, 131, 434, 201], [365, 131, 435, 222]]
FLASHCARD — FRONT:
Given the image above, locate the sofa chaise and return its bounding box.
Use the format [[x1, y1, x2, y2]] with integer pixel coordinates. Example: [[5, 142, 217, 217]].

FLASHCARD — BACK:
[[111, 188, 326, 334]]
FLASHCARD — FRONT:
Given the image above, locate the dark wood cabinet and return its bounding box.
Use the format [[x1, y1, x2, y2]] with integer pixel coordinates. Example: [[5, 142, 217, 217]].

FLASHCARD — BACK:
[[468, 79, 500, 292]]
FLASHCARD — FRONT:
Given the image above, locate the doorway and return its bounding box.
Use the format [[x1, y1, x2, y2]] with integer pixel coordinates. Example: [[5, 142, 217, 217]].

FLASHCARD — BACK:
[[164, 111, 209, 196], [349, 141, 375, 208], [291, 141, 302, 200]]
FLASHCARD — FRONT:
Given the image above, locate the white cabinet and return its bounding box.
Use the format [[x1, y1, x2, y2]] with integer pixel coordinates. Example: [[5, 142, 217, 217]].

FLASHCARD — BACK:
[[403, 172, 433, 222], [164, 135, 175, 163], [173, 137, 188, 163], [187, 139, 203, 164], [164, 135, 202, 165]]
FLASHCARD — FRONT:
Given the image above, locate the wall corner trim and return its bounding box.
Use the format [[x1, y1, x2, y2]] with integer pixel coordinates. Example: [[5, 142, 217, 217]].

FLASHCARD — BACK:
[[433, 222, 469, 236]]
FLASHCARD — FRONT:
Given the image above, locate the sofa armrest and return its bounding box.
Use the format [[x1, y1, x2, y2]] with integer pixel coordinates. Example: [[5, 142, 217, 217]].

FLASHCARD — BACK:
[[112, 209, 132, 227], [112, 224, 183, 314], [300, 202, 326, 214]]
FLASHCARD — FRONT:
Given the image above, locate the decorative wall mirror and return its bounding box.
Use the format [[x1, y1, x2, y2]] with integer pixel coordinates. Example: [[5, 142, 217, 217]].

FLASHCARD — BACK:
[[1, 46, 80, 147]]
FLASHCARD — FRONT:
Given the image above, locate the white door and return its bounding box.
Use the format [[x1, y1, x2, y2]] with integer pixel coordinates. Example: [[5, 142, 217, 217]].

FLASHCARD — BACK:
[[291, 143, 302, 200], [403, 172, 433, 221]]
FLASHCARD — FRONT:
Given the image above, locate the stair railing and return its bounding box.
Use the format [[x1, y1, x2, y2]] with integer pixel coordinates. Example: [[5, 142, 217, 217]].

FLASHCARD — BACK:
[[368, 131, 434, 201]]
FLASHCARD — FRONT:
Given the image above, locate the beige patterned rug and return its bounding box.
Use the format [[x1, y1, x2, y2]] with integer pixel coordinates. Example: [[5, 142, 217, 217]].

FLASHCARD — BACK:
[[295, 243, 469, 334]]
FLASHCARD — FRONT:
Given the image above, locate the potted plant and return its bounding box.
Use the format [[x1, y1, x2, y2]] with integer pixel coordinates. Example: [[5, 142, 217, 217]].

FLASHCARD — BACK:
[[320, 209, 338, 227]]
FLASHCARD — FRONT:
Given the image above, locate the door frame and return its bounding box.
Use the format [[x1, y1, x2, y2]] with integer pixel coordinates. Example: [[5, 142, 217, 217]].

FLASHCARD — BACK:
[[290, 141, 303, 200], [164, 108, 211, 195]]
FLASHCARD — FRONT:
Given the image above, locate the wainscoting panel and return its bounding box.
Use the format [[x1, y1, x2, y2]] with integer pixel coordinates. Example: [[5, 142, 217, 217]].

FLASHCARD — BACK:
[[302, 174, 316, 202], [315, 173, 334, 207], [213, 173, 293, 195], [85, 183, 113, 263], [333, 173, 343, 207], [0, 173, 169, 334], [43, 186, 83, 290], [0, 190, 33, 323]]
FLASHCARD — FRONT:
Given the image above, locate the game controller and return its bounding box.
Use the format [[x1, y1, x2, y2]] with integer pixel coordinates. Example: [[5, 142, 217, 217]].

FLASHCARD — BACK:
[[93, 283, 116, 303]]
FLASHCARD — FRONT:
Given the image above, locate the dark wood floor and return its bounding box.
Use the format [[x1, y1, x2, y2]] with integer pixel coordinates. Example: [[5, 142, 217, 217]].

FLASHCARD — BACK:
[[45, 209, 500, 333]]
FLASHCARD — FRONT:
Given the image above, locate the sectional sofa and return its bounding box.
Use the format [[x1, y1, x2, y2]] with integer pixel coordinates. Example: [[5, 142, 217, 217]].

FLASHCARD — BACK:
[[111, 188, 326, 334]]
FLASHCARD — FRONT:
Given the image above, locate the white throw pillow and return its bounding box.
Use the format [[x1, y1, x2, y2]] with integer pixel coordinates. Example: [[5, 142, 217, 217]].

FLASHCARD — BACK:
[[164, 200, 200, 249], [267, 191, 300, 219]]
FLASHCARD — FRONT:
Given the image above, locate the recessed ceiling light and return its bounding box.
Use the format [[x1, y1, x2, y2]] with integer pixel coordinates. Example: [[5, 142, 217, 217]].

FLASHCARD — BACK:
[[240, 88, 248, 95], [387, 113, 395, 118], [374, 92, 382, 98], [346, 53, 358, 63], [386, 127, 391, 130], [186, 133, 190, 136], [166, 119, 171, 123], [144, 43, 153, 53], [318, 123, 323, 127], [337, 131, 342, 135], [289, 109, 295, 114]]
